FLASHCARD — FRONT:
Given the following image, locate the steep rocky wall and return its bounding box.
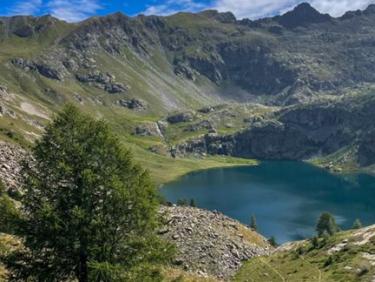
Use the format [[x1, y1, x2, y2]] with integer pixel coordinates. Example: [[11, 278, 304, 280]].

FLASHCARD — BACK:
[[175, 96, 375, 167]]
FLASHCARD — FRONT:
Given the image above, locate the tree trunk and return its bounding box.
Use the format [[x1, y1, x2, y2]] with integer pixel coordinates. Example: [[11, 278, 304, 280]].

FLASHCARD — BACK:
[[78, 251, 88, 282]]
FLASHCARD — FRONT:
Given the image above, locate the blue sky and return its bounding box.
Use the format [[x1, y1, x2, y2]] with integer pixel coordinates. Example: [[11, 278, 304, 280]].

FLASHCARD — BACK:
[[1, 0, 374, 22]]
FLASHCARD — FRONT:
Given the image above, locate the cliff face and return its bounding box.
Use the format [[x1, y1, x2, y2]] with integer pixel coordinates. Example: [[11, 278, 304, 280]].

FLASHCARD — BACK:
[[174, 94, 375, 168]]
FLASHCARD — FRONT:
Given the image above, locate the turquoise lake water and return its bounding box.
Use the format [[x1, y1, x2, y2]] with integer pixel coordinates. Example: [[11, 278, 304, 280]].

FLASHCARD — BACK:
[[161, 161, 375, 243]]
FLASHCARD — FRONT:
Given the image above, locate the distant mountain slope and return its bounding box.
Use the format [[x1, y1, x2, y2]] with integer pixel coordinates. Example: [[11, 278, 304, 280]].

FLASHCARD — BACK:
[[2, 2, 375, 111], [2, 2, 375, 171]]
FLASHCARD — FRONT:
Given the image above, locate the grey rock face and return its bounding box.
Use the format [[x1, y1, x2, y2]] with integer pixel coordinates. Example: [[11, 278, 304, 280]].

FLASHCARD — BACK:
[[11, 58, 63, 80], [76, 72, 128, 93], [167, 112, 194, 124], [134, 122, 163, 137], [159, 206, 271, 279], [174, 63, 196, 80], [184, 120, 215, 132], [117, 98, 146, 110], [276, 3, 332, 28], [0, 142, 26, 192], [175, 95, 375, 166], [358, 131, 375, 167], [13, 25, 34, 37]]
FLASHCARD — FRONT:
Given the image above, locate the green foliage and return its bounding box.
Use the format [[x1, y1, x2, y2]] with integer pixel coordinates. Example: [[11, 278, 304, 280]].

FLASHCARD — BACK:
[[0, 179, 4, 194], [250, 214, 257, 231], [0, 186, 20, 234], [189, 198, 196, 207], [176, 198, 197, 207], [0, 178, 20, 234], [88, 261, 164, 282], [6, 105, 174, 281], [324, 256, 335, 267], [268, 236, 278, 247], [316, 212, 340, 237], [311, 236, 320, 249], [177, 199, 189, 206], [352, 219, 362, 229]]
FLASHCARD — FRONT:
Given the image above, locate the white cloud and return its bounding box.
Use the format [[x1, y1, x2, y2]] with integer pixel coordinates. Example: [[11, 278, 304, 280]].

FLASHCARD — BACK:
[[213, 0, 300, 19], [309, 0, 375, 17], [143, 0, 375, 19], [213, 0, 375, 19], [8, 0, 43, 16], [143, 0, 207, 16], [7, 0, 375, 22], [47, 0, 102, 22], [7, 0, 102, 22]]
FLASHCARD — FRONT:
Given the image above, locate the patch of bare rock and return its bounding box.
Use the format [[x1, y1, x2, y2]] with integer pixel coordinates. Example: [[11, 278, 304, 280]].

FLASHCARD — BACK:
[[0, 142, 26, 192], [159, 206, 272, 280]]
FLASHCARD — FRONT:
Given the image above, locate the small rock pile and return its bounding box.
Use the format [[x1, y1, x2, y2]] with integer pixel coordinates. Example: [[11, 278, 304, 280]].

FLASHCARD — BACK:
[[159, 206, 271, 280], [0, 142, 26, 192]]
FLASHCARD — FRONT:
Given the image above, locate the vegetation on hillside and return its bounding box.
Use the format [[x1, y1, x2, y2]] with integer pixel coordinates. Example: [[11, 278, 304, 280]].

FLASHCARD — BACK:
[[4, 105, 174, 281], [235, 213, 375, 282]]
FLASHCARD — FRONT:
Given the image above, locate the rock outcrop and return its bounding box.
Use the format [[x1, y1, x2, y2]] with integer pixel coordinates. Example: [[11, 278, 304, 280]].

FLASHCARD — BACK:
[[0, 142, 26, 192], [173, 94, 375, 167], [117, 98, 146, 110], [134, 122, 163, 137], [167, 112, 194, 124], [11, 58, 64, 80], [76, 72, 128, 93], [159, 206, 271, 279]]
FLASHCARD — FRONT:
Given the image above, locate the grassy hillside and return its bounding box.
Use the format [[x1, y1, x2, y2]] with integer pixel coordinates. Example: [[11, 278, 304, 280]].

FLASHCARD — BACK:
[[235, 226, 375, 282]]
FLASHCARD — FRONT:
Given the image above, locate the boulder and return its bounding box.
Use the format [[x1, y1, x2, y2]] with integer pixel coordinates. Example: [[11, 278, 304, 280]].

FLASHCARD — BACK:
[[167, 112, 194, 124], [134, 122, 163, 137], [117, 98, 146, 110], [11, 58, 63, 80], [76, 72, 128, 93]]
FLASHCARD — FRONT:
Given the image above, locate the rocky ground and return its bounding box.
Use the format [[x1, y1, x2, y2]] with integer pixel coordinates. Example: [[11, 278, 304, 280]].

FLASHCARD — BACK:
[[0, 142, 25, 192], [159, 206, 271, 280]]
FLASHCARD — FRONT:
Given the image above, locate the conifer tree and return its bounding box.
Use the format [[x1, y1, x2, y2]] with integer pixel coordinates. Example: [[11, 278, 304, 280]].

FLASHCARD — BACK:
[[316, 212, 339, 237], [250, 214, 257, 231], [352, 219, 363, 229], [7, 105, 173, 281]]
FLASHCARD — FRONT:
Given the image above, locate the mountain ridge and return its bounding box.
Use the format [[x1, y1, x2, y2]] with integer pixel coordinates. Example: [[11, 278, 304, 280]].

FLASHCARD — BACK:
[[2, 2, 375, 174]]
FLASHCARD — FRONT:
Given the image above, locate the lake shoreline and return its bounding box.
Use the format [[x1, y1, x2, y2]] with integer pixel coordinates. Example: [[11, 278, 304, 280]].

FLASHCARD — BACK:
[[161, 161, 375, 243]]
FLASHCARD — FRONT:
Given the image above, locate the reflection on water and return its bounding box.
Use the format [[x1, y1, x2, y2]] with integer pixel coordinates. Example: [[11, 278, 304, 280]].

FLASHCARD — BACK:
[[161, 161, 375, 243]]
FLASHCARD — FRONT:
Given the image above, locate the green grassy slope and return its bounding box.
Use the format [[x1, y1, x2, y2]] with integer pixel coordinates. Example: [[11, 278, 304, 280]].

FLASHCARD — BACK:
[[235, 226, 375, 282]]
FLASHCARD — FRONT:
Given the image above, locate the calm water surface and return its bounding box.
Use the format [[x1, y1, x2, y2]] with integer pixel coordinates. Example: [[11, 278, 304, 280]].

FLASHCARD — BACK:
[[161, 161, 375, 243]]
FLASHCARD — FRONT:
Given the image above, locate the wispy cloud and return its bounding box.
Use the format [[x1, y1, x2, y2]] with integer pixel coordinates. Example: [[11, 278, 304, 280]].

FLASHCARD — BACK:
[[7, 0, 102, 22], [213, 0, 300, 19], [143, 0, 207, 16], [47, 0, 102, 22], [6, 0, 375, 22], [143, 0, 375, 19], [309, 0, 375, 17], [7, 0, 43, 16]]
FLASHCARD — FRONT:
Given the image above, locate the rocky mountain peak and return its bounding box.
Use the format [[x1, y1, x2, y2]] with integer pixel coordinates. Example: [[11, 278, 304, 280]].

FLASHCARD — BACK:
[[293, 2, 318, 13], [364, 4, 375, 15], [0, 14, 62, 38], [277, 2, 331, 28]]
